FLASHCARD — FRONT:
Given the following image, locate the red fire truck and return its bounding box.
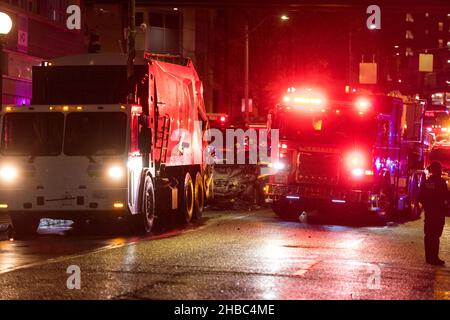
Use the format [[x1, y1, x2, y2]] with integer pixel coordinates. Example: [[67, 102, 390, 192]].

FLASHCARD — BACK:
[[264, 88, 427, 221]]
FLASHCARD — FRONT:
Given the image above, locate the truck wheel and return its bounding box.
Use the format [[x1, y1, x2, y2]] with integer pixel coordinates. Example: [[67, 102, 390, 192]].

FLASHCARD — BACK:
[[10, 214, 40, 239], [272, 201, 284, 217], [272, 199, 299, 221], [377, 193, 392, 222], [135, 175, 155, 234], [193, 173, 205, 221], [179, 172, 194, 224]]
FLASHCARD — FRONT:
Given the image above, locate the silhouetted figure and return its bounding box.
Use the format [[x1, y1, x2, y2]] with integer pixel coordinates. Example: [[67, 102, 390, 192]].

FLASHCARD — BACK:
[[419, 161, 448, 265]]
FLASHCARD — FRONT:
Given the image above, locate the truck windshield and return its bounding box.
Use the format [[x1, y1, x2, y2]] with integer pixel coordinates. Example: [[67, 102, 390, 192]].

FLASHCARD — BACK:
[[64, 112, 127, 156], [277, 110, 377, 146], [1, 113, 64, 156]]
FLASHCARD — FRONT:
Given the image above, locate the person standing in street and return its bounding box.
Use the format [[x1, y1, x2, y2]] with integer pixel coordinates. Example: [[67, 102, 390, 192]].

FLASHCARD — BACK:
[[419, 161, 448, 265]]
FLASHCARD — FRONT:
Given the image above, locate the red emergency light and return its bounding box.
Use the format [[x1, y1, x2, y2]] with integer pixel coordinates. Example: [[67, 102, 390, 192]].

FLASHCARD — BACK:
[[355, 98, 371, 113], [282, 88, 326, 111], [346, 151, 374, 178]]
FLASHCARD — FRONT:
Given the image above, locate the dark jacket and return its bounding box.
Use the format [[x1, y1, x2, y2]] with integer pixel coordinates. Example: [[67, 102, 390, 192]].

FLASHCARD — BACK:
[[419, 174, 448, 225]]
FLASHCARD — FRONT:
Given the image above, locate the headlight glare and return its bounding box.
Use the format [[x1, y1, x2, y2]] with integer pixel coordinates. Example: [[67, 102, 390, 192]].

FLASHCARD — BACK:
[[108, 166, 123, 179], [0, 165, 18, 182]]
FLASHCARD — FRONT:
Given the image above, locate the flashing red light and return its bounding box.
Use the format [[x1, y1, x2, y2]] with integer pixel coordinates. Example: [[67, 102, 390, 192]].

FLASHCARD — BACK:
[[355, 98, 371, 113], [282, 88, 326, 109], [220, 116, 227, 122], [283, 95, 291, 103], [351, 168, 364, 176], [347, 152, 365, 168], [346, 151, 374, 177], [281, 143, 288, 149]]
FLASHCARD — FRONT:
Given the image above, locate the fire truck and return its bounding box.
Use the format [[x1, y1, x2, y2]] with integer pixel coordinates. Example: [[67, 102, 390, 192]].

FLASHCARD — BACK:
[[0, 53, 212, 237], [264, 87, 427, 221]]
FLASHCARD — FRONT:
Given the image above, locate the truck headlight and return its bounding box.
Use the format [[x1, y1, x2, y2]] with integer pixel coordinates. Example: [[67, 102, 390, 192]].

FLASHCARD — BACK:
[[273, 162, 286, 171], [108, 166, 124, 179], [0, 165, 18, 182]]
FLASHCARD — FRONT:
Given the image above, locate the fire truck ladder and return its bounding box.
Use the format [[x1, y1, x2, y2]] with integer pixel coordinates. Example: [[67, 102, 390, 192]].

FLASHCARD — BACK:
[[155, 114, 171, 173]]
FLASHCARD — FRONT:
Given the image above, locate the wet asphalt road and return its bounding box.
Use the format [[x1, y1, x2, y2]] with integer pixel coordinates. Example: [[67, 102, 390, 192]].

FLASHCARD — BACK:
[[0, 209, 450, 300]]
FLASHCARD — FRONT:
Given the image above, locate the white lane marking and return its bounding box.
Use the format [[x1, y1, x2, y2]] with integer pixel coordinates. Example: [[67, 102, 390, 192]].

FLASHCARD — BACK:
[[294, 260, 322, 276], [339, 238, 365, 249]]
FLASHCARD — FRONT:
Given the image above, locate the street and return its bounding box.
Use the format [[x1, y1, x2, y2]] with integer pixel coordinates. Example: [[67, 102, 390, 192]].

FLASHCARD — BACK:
[[0, 209, 449, 300]]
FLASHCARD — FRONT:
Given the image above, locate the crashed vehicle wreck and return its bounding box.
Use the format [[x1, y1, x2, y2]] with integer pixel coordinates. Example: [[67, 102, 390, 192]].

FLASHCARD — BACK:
[[207, 115, 268, 210]]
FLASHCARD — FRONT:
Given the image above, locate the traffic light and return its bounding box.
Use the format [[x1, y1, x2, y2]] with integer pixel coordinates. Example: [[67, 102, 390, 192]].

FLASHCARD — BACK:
[[88, 31, 101, 53]]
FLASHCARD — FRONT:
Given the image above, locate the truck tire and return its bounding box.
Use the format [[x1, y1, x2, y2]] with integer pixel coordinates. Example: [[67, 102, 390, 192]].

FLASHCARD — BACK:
[[10, 214, 40, 239], [134, 175, 155, 234], [179, 172, 194, 225], [272, 199, 299, 221], [193, 173, 205, 221]]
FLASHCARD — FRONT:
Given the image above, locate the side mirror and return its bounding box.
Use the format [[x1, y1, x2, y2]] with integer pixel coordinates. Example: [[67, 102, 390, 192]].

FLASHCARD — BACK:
[[138, 127, 152, 154]]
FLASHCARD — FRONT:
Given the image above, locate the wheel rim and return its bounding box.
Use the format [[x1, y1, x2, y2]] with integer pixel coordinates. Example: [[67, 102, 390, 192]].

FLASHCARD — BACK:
[[195, 176, 205, 218], [144, 179, 154, 232], [379, 193, 391, 217], [185, 180, 194, 222]]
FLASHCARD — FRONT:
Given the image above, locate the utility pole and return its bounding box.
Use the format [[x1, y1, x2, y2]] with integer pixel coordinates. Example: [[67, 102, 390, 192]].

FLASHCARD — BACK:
[[244, 20, 250, 124], [127, 0, 136, 103]]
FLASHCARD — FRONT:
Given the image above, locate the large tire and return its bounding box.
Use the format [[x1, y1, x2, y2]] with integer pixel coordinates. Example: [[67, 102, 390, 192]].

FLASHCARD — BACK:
[[10, 214, 40, 239], [179, 172, 194, 225], [134, 175, 155, 234], [272, 199, 299, 221], [377, 172, 394, 221], [193, 173, 205, 221]]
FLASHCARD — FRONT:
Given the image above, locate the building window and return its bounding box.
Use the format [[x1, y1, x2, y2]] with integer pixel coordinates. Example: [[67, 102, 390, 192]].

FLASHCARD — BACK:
[[136, 12, 144, 27], [148, 12, 181, 54], [438, 22, 444, 31], [406, 13, 414, 22], [406, 47, 414, 56], [406, 30, 414, 39]]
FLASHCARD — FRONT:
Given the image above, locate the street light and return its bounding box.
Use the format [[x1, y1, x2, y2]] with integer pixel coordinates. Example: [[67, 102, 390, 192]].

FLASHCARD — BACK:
[[244, 14, 289, 123], [0, 12, 12, 110]]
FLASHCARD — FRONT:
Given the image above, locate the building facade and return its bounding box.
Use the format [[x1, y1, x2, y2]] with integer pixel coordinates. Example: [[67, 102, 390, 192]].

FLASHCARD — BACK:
[[382, 9, 450, 101], [0, 0, 85, 105]]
